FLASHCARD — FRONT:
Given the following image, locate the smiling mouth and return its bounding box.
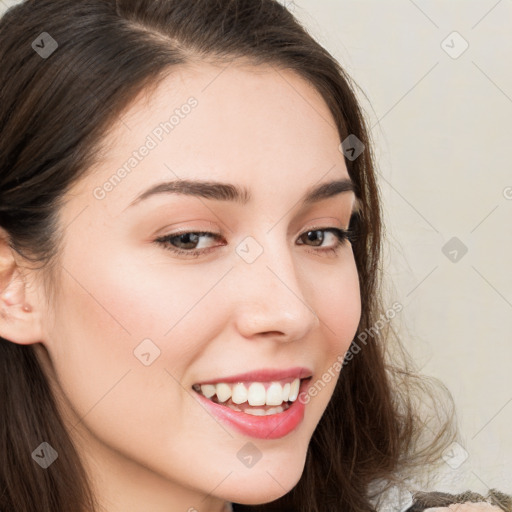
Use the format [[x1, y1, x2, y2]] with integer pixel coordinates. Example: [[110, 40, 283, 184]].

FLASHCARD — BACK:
[[192, 377, 312, 416]]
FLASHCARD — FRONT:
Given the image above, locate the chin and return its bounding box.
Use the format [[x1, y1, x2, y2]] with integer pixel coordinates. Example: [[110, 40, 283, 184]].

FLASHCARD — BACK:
[[225, 463, 304, 505]]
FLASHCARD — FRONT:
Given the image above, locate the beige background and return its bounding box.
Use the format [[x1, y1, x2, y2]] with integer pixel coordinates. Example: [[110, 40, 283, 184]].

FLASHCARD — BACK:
[[1, 0, 510, 498]]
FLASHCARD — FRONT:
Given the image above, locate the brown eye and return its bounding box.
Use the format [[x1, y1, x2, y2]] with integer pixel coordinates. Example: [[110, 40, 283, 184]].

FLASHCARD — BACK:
[[297, 228, 352, 248], [154, 231, 223, 258]]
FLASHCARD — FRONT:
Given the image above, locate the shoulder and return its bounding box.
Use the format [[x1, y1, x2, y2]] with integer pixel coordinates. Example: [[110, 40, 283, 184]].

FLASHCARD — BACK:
[[410, 503, 502, 511], [404, 490, 512, 512]]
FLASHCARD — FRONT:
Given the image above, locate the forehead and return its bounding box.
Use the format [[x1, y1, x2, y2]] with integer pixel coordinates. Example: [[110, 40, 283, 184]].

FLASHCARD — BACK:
[[70, 61, 351, 217], [106, 60, 341, 156]]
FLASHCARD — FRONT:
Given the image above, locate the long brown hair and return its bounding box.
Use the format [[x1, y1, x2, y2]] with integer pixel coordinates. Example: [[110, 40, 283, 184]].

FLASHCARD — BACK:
[[0, 1, 458, 511]]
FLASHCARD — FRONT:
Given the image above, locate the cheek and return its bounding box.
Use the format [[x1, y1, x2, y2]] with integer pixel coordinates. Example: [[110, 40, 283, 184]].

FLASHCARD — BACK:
[[313, 251, 361, 356], [296, 251, 360, 415], [46, 240, 195, 423], [46, 257, 223, 481]]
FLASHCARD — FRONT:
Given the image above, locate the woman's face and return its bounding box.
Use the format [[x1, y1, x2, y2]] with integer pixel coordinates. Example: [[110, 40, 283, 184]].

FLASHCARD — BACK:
[[35, 62, 361, 511]]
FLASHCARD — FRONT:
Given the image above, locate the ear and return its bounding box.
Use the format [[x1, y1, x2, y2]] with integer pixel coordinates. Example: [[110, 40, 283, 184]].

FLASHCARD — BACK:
[[0, 229, 44, 345]]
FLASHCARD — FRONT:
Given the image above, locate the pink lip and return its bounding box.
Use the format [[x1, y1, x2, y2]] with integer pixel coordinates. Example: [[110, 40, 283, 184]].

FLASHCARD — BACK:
[[193, 366, 313, 385], [193, 378, 313, 439]]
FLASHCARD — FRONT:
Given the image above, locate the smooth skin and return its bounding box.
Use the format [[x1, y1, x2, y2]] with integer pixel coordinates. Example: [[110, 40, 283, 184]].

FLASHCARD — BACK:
[[0, 61, 362, 512]]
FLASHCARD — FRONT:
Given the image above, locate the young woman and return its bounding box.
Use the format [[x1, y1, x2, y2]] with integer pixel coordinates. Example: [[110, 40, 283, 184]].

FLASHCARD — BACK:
[[0, 1, 506, 511]]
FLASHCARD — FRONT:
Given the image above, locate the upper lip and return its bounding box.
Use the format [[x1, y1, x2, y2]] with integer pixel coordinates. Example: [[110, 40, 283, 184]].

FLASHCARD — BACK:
[[193, 366, 313, 386]]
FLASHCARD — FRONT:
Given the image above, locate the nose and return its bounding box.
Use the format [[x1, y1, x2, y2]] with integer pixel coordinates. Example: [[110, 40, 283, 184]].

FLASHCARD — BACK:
[[229, 234, 320, 343]]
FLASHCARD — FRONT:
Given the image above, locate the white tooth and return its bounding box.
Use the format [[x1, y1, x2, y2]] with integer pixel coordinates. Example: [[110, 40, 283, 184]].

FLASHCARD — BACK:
[[288, 378, 300, 402], [282, 382, 291, 402], [215, 383, 232, 403], [266, 382, 284, 406], [200, 384, 216, 399], [231, 383, 248, 404], [247, 382, 266, 406], [243, 408, 266, 416], [240, 405, 286, 416]]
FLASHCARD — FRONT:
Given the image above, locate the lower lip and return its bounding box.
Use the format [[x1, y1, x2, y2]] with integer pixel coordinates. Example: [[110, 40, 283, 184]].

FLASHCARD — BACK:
[[193, 379, 311, 440]]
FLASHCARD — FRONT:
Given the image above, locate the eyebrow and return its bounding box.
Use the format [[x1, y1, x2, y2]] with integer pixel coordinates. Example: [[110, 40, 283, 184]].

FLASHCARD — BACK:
[[127, 177, 357, 210]]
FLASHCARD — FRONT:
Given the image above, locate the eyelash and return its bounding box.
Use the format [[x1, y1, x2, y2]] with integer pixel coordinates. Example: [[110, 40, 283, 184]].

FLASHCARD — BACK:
[[154, 226, 355, 259]]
